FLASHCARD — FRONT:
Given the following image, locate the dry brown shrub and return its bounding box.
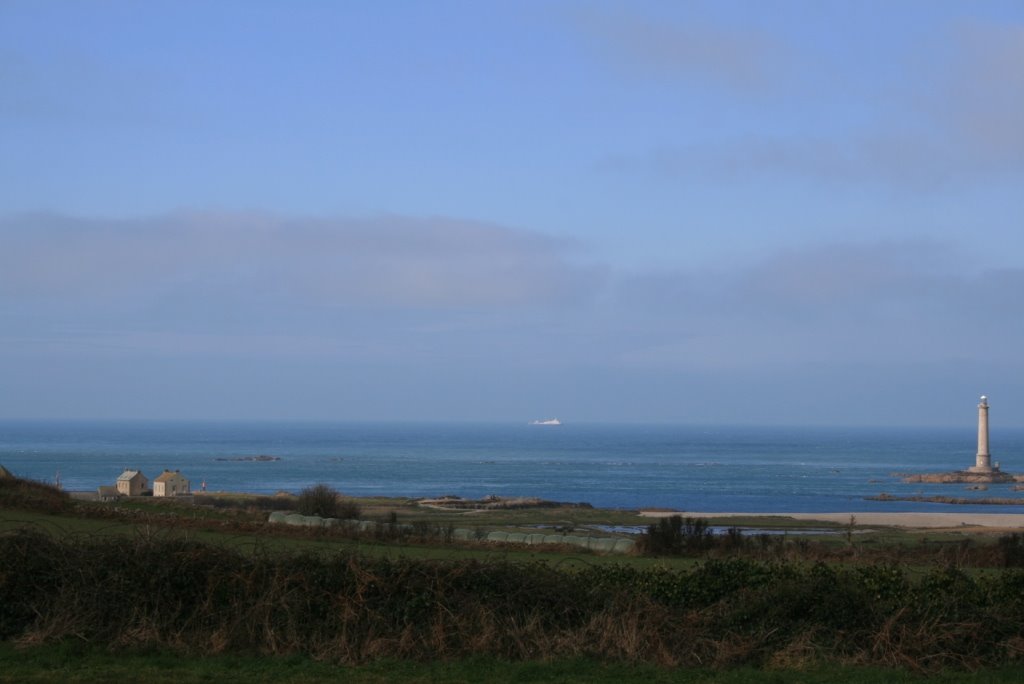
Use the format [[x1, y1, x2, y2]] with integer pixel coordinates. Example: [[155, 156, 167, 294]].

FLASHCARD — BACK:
[[1001, 636, 1024, 662], [711, 632, 762, 668], [765, 628, 823, 670]]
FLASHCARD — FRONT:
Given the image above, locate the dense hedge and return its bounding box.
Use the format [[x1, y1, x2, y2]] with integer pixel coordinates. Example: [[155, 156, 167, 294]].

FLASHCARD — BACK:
[[0, 476, 71, 514], [2, 529, 1024, 670]]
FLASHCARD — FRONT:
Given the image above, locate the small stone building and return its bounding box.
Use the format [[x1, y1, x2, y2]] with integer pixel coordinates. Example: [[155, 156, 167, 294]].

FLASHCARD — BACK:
[[116, 469, 148, 496], [153, 469, 190, 497], [97, 485, 119, 501]]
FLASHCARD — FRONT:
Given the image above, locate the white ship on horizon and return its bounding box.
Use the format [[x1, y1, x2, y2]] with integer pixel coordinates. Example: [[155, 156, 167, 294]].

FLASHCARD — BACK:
[[528, 418, 562, 426]]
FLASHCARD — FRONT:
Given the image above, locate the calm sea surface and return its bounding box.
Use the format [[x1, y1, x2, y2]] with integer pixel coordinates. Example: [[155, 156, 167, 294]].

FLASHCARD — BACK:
[[2, 421, 1023, 513]]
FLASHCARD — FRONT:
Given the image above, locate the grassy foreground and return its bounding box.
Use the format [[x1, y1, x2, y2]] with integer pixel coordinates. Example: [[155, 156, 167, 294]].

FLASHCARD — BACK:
[[5, 476, 1024, 681], [3, 644, 1024, 684], [5, 528, 1024, 670]]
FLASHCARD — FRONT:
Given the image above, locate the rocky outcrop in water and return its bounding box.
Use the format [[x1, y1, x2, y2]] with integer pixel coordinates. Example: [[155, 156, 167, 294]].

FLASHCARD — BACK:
[[897, 470, 1020, 484], [215, 455, 281, 462]]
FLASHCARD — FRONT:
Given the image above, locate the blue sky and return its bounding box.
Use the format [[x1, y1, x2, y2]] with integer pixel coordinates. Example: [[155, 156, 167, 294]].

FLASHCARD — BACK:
[[1, 1, 1023, 426]]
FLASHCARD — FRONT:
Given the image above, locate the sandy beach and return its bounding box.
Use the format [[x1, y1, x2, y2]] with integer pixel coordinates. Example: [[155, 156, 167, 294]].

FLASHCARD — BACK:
[[639, 510, 1024, 529]]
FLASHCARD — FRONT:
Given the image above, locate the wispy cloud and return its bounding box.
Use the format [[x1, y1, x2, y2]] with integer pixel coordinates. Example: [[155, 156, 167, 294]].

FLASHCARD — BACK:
[[940, 20, 1024, 167], [569, 8, 789, 92], [598, 136, 963, 189], [613, 241, 1024, 371], [593, 17, 1024, 190], [0, 212, 605, 312], [6, 213, 1018, 373], [3, 211, 1021, 421]]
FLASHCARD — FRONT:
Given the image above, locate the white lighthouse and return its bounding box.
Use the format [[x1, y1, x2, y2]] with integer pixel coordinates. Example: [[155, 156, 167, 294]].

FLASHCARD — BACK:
[[969, 395, 994, 473]]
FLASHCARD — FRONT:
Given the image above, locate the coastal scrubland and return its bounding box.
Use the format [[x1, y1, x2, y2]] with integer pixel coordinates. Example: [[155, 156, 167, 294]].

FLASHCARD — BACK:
[[4, 475, 1024, 682]]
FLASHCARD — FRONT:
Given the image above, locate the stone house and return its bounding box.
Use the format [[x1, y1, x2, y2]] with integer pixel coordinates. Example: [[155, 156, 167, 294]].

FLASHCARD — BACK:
[[153, 469, 190, 497], [116, 469, 148, 496], [97, 485, 120, 501]]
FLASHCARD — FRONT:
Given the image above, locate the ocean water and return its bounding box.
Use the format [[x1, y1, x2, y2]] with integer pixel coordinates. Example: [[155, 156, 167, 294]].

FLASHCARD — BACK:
[[2, 421, 1023, 514]]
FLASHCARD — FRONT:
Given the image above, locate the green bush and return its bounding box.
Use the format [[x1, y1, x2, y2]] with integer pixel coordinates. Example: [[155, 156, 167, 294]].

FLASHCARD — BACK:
[[297, 483, 344, 518], [639, 515, 713, 555], [998, 533, 1024, 567], [336, 499, 362, 520], [0, 475, 72, 514]]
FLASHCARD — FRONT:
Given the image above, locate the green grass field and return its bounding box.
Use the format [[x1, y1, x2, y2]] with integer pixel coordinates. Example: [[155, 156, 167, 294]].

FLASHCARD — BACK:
[[4, 644, 1024, 684], [0, 505, 706, 569], [5, 480, 1024, 681], [0, 488, 1002, 574]]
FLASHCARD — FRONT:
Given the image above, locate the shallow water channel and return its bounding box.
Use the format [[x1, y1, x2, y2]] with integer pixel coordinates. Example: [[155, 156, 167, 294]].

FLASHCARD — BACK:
[[537, 524, 844, 537]]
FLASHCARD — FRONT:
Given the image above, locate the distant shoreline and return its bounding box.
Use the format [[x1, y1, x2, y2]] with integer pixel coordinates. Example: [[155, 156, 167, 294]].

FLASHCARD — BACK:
[[65, 485, 1024, 530], [639, 510, 1024, 529], [63, 488, 1024, 528]]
